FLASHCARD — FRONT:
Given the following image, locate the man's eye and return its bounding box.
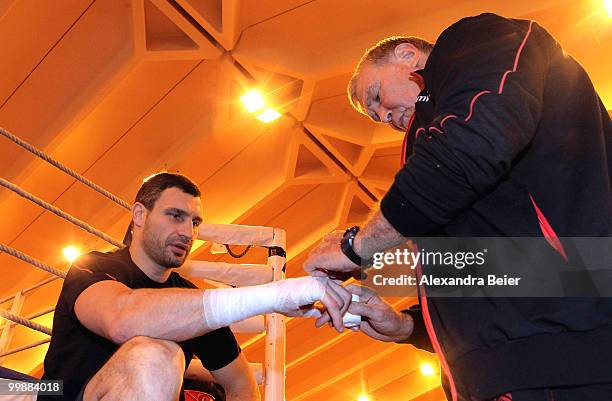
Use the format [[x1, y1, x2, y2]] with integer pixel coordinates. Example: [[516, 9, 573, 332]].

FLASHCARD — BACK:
[[171, 214, 182, 221]]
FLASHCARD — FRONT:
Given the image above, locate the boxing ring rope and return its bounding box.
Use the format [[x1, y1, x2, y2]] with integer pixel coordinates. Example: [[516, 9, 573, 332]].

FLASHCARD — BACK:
[[0, 306, 56, 359], [0, 126, 287, 400], [0, 178, 124, 248], [0, 276, 60, 306], [0, 127, 131, 210], [0, 338, 51, 359], [0, 310, 51, 336], [181, 261, 273, 286], [197, 223, 284, 248], [24, 307, 55, 321], [0, 244, 67, 279]]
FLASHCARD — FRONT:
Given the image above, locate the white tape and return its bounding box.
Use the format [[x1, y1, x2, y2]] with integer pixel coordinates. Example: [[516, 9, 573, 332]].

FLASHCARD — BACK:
[[202, 277, 327, 330], [343, 293, 361, 328]]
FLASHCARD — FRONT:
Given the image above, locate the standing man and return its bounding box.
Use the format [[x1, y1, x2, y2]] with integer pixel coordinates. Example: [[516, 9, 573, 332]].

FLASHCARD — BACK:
[[305, 13, 612, 401], [41, 173, 350, 401]]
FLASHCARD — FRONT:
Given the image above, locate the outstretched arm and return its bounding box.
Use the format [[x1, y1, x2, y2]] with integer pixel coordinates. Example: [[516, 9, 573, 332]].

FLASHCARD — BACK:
[[74, 276, 352, 344]]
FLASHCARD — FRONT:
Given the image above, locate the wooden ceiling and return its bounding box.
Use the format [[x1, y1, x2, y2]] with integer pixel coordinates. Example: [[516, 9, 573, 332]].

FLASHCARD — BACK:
[[0, 0, 610, 400]]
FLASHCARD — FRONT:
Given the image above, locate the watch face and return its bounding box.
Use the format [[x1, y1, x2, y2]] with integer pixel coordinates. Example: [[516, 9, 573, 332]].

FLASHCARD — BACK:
[[344, 226, 360, 238]]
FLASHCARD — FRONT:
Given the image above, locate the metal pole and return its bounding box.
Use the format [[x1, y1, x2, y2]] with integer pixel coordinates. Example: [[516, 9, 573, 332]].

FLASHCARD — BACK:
[[22, 276, 62, 293], [0, 276, 60, 305], [0, 338, 51, 358], [25, 306, 55, 321]]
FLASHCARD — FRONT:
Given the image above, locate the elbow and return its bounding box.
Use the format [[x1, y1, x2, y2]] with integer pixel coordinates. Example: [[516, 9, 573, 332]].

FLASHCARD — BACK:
[[107, 317, 130, 344], [105, 306, 134, 344], [106, 289, 136, 344], [107, 329, 129, 345]]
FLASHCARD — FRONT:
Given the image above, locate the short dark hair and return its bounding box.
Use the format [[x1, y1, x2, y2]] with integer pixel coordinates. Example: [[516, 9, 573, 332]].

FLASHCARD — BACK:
[[135, 172, 201, 210], [122, 173, 200, 246]]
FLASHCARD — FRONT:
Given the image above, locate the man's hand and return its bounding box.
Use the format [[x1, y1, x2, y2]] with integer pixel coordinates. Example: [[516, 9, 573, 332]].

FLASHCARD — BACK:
[[271, 277, 352, 332], [316, 284, 413, 342], [303, 231, 362, 279]]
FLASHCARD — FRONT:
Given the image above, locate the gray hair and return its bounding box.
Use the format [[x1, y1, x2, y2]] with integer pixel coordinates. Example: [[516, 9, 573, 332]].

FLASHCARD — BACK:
[[347, 36, 434, 112]]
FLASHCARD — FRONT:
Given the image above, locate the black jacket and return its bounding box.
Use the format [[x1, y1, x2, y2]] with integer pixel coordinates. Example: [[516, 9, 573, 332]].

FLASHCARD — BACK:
[[380, 13, 612, 401]]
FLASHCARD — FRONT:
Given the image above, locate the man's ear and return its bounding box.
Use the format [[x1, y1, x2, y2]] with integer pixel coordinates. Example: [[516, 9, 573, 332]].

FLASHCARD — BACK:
[[393, 43, 419, 68], [132, 203, 147, 228]]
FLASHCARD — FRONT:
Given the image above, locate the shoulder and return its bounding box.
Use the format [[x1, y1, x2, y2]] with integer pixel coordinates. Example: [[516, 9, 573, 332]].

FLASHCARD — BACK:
[[440, 13, 523, 37], [66, 248, 128, 280], [67, 251, 104, 274], [424, 13, 549, 93], [433, 13, 532, 55], [59, 248, 129, 312]]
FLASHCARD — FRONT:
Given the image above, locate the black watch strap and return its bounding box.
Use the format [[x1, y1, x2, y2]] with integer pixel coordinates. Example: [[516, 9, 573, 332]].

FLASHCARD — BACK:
[[340, 226, 372, 267]]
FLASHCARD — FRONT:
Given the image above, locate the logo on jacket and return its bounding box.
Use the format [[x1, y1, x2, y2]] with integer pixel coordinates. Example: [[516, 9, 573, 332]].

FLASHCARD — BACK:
[[416, 92, 430, 103]]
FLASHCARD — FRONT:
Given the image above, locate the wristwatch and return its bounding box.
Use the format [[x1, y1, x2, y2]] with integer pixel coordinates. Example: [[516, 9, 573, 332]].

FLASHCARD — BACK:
[[340, 226, 372, 267]]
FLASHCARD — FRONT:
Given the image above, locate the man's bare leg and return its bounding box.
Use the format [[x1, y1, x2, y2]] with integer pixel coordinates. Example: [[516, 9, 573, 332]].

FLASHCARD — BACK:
[[82, 336, 185, 401]]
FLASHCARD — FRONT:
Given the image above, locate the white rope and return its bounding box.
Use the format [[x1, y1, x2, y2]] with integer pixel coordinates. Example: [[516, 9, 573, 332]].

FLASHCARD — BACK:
[[0, 338, 50, 358], [0, 177, 123, 248], [0, 126, 131, 210], [0, 243, 66, 279], [0, 309, 51, 335]]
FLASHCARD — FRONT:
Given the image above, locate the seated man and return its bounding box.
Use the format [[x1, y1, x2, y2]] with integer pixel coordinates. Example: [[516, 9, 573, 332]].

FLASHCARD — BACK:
[[40, 173, 350, 401]]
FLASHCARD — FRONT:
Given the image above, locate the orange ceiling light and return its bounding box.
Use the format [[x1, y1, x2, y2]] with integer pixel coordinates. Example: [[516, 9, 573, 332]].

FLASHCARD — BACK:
[[62, 246, 81, 263], [357, 395, 371, 401], [605, 0, 612, 17], [240, 89, 266, 113], [240, 89, 282, 123], [419, 362, 436, 376], [256, 108, 282, 123]]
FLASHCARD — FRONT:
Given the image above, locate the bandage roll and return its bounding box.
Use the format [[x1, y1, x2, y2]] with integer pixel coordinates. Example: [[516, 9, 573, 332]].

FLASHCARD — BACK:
[[343, 293, 361, 328]]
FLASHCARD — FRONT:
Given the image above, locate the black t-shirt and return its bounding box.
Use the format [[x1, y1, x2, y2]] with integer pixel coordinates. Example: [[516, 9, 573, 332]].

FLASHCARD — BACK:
[[40, 247, 240, 400]]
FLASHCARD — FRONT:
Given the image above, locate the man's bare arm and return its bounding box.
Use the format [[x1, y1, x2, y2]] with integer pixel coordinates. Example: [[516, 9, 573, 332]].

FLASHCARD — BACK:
[[75, 275, 353, 344], [354, 210, 408, 259], [303, 210, 408, 276], [75, 281, 209, 344]]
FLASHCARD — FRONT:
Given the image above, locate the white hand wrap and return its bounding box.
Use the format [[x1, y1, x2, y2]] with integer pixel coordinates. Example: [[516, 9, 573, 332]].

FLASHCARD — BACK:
[[343, 294, 361, 327], [202, 276, 327, 330]]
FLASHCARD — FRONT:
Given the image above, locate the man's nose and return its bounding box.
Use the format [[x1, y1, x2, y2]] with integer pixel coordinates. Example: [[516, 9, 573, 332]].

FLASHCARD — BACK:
[[178, 232, 193, 246], [375, 106, 392, 124], [178, 222, 194, 241]]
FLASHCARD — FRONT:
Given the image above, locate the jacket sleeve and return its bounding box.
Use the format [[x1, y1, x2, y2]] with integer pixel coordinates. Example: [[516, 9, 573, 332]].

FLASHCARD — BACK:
[[397, 304, 434, 352], [381, 15, 553, 237]]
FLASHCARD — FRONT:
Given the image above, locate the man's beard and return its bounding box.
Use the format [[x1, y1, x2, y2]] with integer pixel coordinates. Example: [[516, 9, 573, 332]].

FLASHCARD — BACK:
[[141, 221, 189, 269]]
